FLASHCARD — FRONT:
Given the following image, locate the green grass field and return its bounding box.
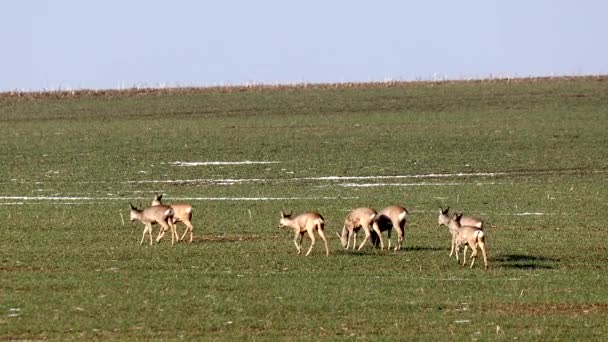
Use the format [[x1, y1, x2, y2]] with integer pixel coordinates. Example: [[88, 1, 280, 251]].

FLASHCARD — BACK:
[[1, 77, 608, 340]]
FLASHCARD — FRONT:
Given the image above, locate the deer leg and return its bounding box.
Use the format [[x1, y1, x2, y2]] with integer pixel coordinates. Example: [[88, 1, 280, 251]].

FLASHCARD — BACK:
[[147, 223, 154, 245], [387, 228, 392, 250], [393, 219, 404, 251], [305, 228, 316, 256], [157, 220, 173, 245], [172, 221, 178, 245], [170, 220, 179, 242], [140, 223, 150, 245], [468, 243, 479, 268], [372, 223, 384, 250], [357, 226, 372, 251], [293, 231, 302, 254], [449, 235, 456, 257], [167, 220, 177, 245], [478, 240, 488, 269], [140, 226, 146, 245], [346, 230, 352, 250], [462, 245, 468, 267], [317, 225, 329, 256], [155, 222, 167, 243], [180, 221, 194, 243], [352, 230, 357, 250]]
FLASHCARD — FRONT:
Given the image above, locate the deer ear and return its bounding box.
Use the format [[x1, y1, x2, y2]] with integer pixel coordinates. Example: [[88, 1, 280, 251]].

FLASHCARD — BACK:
[[130, 203, 136, 210], [158, 194, 163, 200], [280, 211, 285, 218]]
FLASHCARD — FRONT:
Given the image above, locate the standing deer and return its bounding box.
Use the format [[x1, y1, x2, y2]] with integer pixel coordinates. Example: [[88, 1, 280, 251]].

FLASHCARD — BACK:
[[371, 205, 409, 251], [151, 193, 194, 243], [336, 207, 377, 250], [129, 203, 175, 245], [278, 211, 329, 256], [448, 212, 488, 269], [438, 206, 483, 258]]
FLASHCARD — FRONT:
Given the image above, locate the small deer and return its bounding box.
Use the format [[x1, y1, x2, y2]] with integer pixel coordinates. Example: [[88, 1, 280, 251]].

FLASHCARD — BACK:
[[371, 205, 408, 251], [129, 203, 176, 245], [448, 212, 488, 269], [438, 206, 483, 257], [278, 211, 329, 256], [152, 193, 194, 243], [336, 207, 377, 250]]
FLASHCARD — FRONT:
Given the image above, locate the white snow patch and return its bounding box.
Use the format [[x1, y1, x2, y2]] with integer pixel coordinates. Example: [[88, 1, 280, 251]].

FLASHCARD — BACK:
[[302, 172, 506, 181], [513, 212, 546, 216], [171, 161, 279, 166], [0, 196, 357, 202], [127, 172, 505, 185], [339, 182, 464, 188]]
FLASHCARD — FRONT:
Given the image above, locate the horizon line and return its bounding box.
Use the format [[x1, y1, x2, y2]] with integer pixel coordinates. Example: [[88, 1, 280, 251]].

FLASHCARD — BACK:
[[1, 73, 607, 97]]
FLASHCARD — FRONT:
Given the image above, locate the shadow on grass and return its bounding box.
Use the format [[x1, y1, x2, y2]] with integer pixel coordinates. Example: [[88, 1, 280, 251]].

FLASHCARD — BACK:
[[494, 254, 560, 270]]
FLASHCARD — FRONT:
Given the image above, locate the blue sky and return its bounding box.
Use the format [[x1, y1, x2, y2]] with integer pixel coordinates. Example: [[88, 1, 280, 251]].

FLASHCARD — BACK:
[[1, 0, 607, 91]]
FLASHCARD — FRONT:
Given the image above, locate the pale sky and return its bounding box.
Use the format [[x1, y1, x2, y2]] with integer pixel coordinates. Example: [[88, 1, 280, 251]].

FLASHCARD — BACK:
[[1, 0, 607, 91]]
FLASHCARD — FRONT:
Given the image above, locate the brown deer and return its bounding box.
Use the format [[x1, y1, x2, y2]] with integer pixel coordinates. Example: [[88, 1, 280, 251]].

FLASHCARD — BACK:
[[336, 207, 377, 250], [371, 205, 408, 251], [129, 203, 175, 245], [448, 212, 488, 269], [152, 193, 194, 243], [278, 211, 329, 256], [438, 206, 483, 258]]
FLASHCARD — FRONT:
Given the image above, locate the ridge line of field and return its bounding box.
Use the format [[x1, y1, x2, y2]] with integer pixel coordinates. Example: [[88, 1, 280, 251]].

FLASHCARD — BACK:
[[1, 75, 606, 99]]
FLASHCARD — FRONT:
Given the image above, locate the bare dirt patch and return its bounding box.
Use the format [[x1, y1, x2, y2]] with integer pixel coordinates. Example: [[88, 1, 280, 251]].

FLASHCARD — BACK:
[[480, 303, 608, 316]]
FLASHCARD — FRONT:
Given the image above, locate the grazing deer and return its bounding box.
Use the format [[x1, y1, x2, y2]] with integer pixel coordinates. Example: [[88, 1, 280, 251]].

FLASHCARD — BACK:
[[371, 205, 408, 251], [336, 207, 377, 250], [129, 203, 175, 245], [438, 206, 483, 257], [278, 211, 329, 256], [448, 213, 488, 269], [151, 193, 194, 243]]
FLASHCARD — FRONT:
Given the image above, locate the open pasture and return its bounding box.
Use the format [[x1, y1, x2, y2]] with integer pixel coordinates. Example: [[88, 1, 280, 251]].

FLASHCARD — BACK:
[[1, 77, 608, 340]]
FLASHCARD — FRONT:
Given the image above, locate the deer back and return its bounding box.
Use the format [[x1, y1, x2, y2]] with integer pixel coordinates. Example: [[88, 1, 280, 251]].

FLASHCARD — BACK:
[[142, 205, 173, 224], [295, 212, 324, 231], [346, 207, 377, 229], [459, 216, 483, 229], [170, 203, 193, 220], [376, 205, 408, 227], [439, 207, 482, 229]]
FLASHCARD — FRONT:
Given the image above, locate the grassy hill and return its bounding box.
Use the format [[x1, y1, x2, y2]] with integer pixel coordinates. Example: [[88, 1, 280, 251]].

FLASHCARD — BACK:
[[1, 76, 607, 339]]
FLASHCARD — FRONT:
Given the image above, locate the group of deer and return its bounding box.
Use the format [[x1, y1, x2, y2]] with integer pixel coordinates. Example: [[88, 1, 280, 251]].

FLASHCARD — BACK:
[[278, 205, 409, 257], [129, 194, 194, 245], [128, 194, 487, 269], [437, 206, 488, 269], [279, 205, 488, 269]]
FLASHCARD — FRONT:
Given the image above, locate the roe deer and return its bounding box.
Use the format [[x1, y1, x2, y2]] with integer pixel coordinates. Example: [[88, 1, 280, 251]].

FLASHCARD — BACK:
[[152, 193, 194, 243], [438, 206, 483, 258], [370, 205, 408, 251], [448, 213, 488, 269], [129, 203, 176, 245], [336, 207, 377, 250], [278, 211, 329, 256]]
